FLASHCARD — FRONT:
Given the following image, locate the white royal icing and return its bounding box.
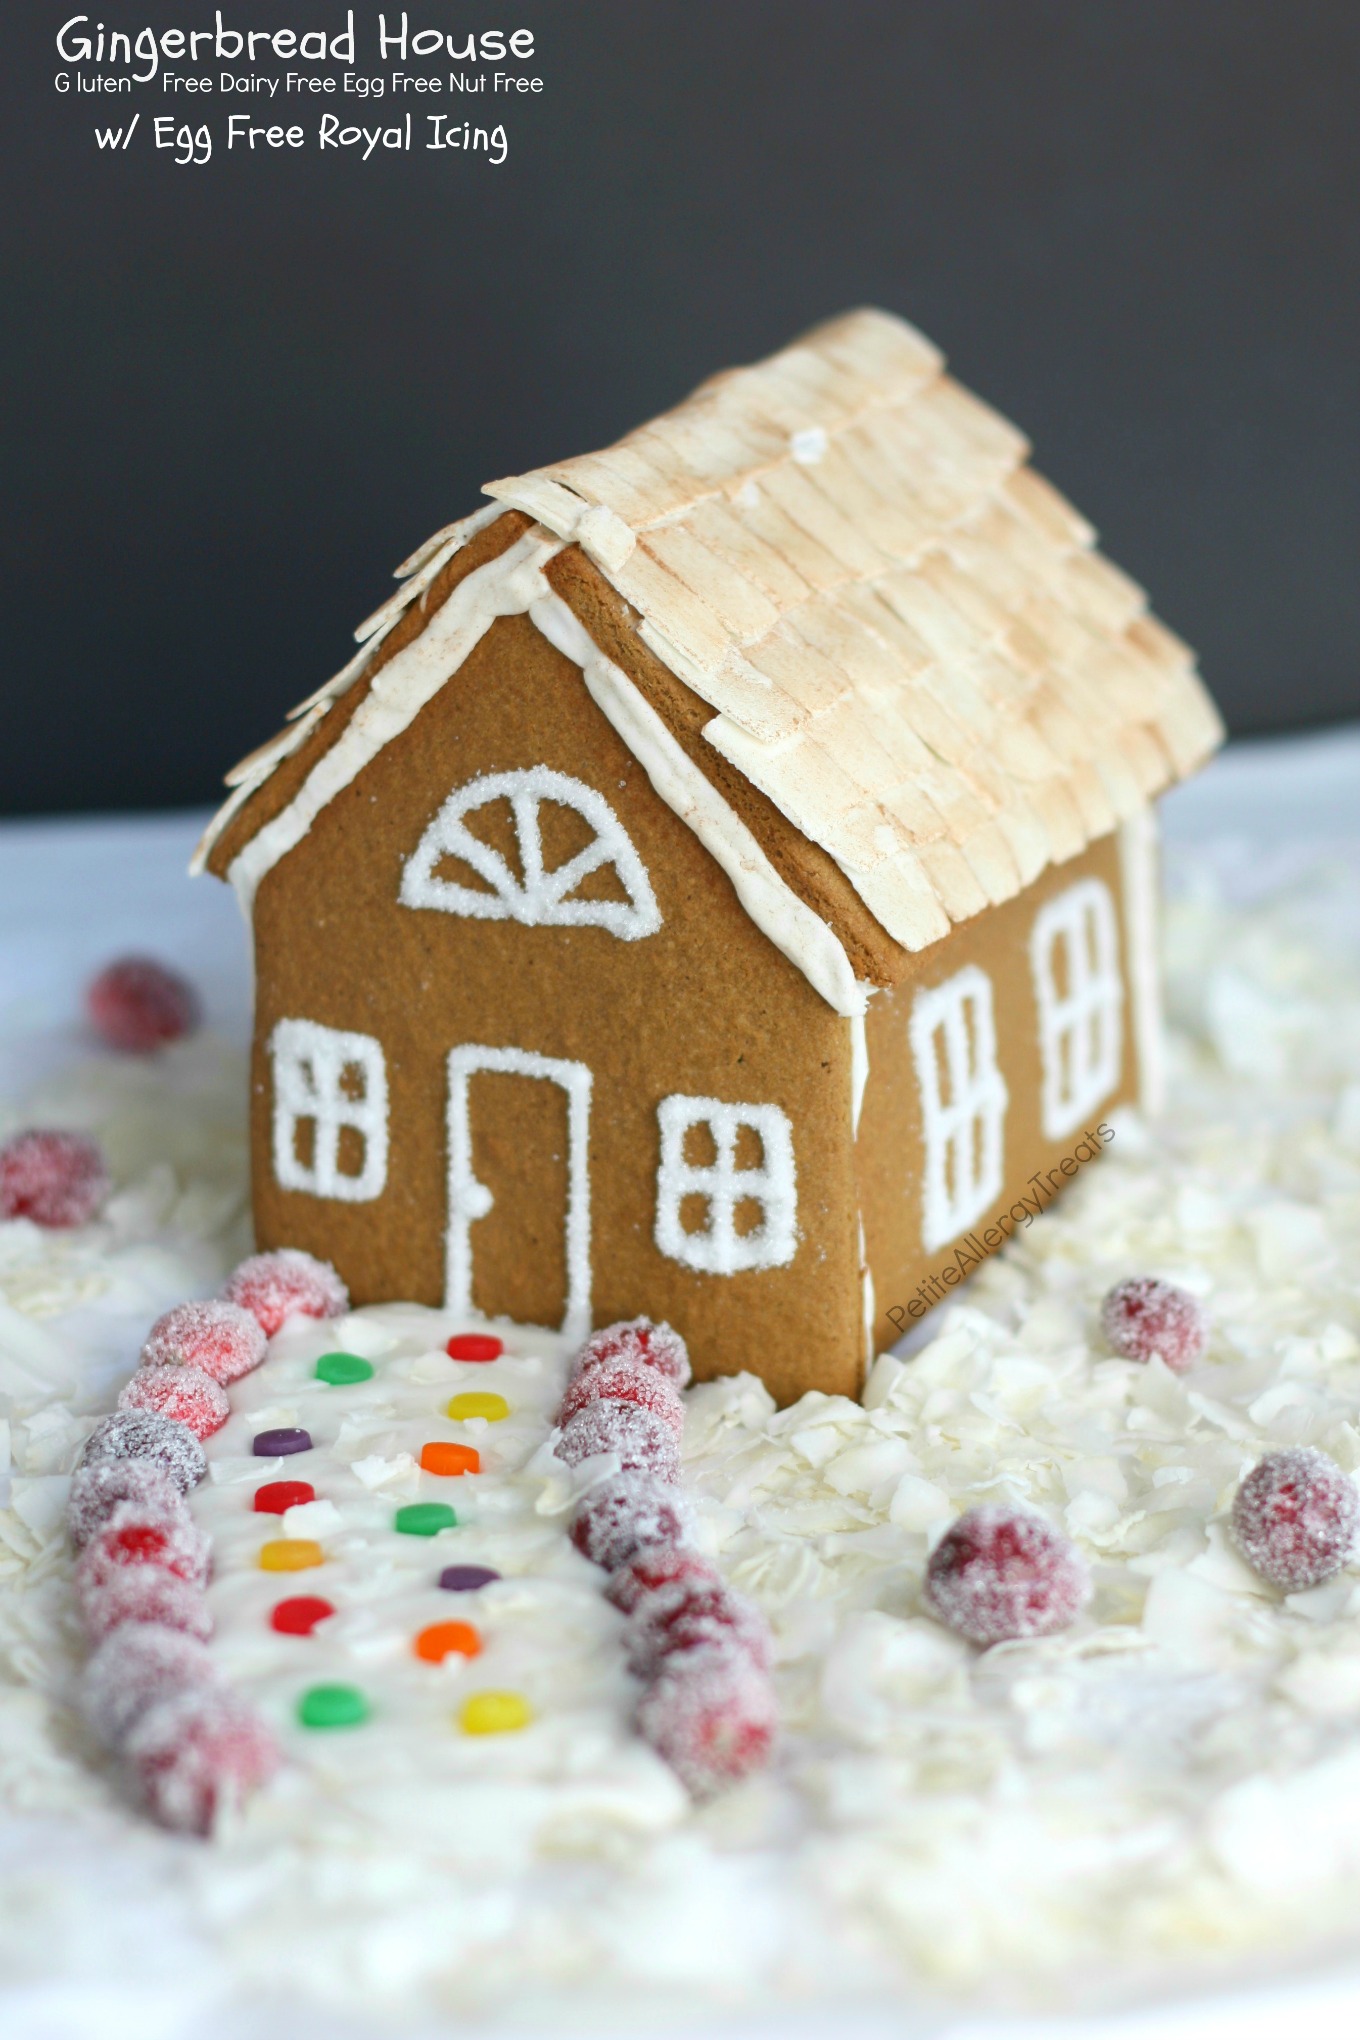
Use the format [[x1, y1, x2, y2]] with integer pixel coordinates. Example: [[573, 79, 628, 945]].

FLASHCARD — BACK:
[[399, 766, 661, 940], [654, 1094, 798, 1275]]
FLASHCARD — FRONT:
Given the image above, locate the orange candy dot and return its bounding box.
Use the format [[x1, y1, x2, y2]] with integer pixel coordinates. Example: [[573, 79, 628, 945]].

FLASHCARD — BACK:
[[414, 1620, 482, 1664], [420, 1441, 481, 1477]]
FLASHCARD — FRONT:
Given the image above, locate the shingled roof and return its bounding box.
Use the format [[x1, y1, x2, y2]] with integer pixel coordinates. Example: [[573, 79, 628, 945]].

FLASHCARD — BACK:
[[198, 308, 1221, 961]]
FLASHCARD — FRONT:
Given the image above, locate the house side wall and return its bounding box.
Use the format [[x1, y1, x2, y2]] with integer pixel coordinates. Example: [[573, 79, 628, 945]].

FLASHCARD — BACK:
[[248, 609, 864, 1405], [856, 829, 1143, 1349]]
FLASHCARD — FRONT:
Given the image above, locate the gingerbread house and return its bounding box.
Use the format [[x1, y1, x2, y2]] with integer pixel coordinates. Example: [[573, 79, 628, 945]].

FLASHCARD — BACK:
[[196, 309, 1222, 1404]]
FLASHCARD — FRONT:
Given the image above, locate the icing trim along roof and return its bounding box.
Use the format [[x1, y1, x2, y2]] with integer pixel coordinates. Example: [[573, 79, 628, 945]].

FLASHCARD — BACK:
[[197, 308, 1222, 984]]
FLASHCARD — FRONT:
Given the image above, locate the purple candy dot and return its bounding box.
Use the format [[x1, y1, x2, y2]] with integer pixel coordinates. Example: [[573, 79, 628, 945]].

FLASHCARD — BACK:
[[439, 1565, 499, 1592], [253, 1427, 312, 1458]]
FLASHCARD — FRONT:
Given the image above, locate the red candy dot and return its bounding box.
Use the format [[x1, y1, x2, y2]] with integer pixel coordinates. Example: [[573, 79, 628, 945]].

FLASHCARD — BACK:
[[270, 1595, 335, 1635], [559, 1361, 685, 1438], [446, 1332, 503, 1362], [0, 1128, 109, 1228], [1231, 1447, 1360, 1591], [118, 1365, 229, 1441], [1100, 1277, 1208, 1373], [254, 1480, 316, 1515], [925, 1505, 1090, 1647], [141, 1300, 266, 1385], [87, 957, 201, 1054]]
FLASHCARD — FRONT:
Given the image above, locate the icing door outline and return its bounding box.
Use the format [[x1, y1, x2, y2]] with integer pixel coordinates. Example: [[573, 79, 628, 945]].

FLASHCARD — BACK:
[[444, 1044, 593, 1340], [401, 767, 661, 940]]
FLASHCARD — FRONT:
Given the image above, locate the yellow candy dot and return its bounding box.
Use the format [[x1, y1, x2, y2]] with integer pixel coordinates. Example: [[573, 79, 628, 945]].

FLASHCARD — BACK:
[[459, 1689, 533, 1736], [259, 1538, 324, 1572], [447, 1392, 509, 1423]]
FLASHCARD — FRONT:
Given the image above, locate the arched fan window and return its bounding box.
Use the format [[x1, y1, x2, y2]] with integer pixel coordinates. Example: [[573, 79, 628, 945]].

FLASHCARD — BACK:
[[399, 767, 661, 939], [1029, 878, 1124, 1139]]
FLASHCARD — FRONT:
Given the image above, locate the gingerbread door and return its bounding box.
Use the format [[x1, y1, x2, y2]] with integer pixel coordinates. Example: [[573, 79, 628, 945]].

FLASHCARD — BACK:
[[444, 1045, 594, 1341]]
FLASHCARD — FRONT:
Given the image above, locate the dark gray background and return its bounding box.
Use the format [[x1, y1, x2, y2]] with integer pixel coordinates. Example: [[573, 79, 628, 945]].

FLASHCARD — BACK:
[[4, 2, 1356, 816]]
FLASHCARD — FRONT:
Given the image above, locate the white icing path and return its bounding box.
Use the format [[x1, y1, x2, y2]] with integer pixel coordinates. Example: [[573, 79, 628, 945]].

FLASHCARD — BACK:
[[2, 800, 1360, 2026]]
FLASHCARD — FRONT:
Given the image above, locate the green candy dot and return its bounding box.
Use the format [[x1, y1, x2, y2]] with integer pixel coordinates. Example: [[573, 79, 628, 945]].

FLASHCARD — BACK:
[[315, 1351, 375, 1386], [298, 1682, 370, 1729], [395, 1501, 458, 1537]]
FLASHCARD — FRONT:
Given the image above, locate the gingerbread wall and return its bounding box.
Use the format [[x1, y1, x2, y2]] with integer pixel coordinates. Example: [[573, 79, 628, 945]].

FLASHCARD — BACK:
[[855, 827, 1142, 1351], [247, 606, 866, 1405]]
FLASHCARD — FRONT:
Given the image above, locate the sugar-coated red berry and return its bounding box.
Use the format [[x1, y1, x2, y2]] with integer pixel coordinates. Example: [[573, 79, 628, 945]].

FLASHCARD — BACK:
[[569, 1472, 691, 1572], [925, 1505, 1090, 1646], [0, 1128, 109, 1228], [87, 957, 201, 1054], [1230, 1447, 1359, 1591], [75, 1500, 211, 1603], [141, 1299, 266, 1385], [79, 1410, 206, 1493], [81, 1566, 213, 1644], [222, 1249, 348, 1338], [557, 1400, 680, 1481], [572, 1318, 691, 1390], [81, 1621, 216, 1748], [126, 1685, 279, 1835], [118, 1365, 229, 1440], [68, 1459, 185, 1551], [559, 1360, 685, 1438], [636, 1643, 777, 1798], [1100, 1277, 1208, 1373], [626, 1578, 773, 1678], [605, 1542, 721, 1615]]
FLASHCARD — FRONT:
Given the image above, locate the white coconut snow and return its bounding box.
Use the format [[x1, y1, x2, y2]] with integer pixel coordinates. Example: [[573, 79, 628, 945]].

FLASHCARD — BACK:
[[0, 741, 1358, 2038]]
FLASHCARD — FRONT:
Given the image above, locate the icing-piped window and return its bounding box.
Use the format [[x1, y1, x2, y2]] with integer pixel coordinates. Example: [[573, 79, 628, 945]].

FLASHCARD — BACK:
[[270, 1018, 389, 1203], [399, 767, 661, 940], [910, 966, 1008, 1252], [654, 1096, 797, 1275], [1030, 878, 1124, 1139]]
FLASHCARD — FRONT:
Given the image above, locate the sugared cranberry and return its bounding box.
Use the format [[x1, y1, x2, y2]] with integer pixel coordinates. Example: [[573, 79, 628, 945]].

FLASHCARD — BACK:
[[605, 1542, 721, 1615], [1100, 1277, 1208, 1373], [559, 1360, 685, 1438], [141, 1299, 266, 1385], [1231, 1447, 1359, 1590], [87, 957, 201, 1054], [556, 1401, 680, 1481], [222, 1249, 348, 1338], [924, 1505, 1090, 1646], [636, 1643, 777, 1797], [81, 1621, 216, 1748], [571, 1318, 691, 1390], [68, 1459, 185, 1551], [126, 1685, 279, 1835], [0, 1128, 108, 1227], [626, 1579, 772, 1678], [118, 1365, 229, 1440], [75, 1501, 211, 1601], [79, 1410, 206, 1493], [80, 1567, 213, 1644], [569, 1472, 691, 1573]]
